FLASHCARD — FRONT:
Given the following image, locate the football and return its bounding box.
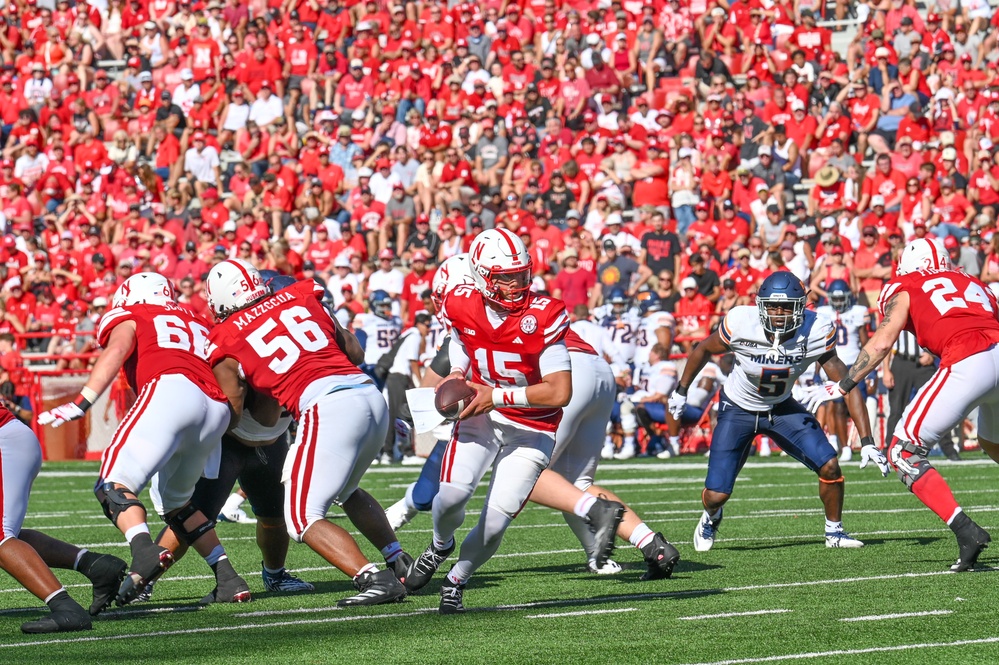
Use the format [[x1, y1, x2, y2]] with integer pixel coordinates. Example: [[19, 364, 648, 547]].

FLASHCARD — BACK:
[[434, 378, 477, 420]]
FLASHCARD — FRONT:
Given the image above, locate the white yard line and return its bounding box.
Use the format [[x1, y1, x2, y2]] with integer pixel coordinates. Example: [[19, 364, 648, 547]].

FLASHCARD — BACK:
[[679, 609, 792, 621], [525, 607, 638, 619], [840, 609, 954, 622]]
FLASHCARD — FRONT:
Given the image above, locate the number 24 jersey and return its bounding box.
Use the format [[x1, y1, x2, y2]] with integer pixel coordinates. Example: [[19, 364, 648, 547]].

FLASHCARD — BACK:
[[208, 279, 367, 419], [878, 269, 999, 368]]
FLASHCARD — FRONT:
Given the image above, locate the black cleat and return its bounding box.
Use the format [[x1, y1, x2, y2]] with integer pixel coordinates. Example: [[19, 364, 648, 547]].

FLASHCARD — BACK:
[[586, 497, 625, 569], [951, 517, 991, 572], [439, 579, 466, 615], [639, 532, 681, 581], [117, 546, 174, 606], [83, 553, 127, 616], [404, 540, 455, 593], [200, 573, 252, 605], [389, 551, 414, 585], [337, 569, 407, 607], [21, 607, 92, 635]]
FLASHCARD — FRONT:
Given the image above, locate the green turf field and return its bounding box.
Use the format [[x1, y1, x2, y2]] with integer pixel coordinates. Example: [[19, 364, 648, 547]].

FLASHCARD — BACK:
[[2, 457, 998, 664]]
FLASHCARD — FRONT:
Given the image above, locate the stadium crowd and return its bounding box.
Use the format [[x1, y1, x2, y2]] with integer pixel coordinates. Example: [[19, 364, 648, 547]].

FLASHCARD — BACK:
[[0, 0, 997, 444]]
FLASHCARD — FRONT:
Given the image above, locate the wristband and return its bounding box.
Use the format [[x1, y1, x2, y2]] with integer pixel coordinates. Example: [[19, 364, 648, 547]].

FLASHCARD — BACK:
[[74, 386, 99, 413], [838, 377, 857, 394], [492, 387, 530, 408], [676, 385, 688, 397], [860, 436, 875, 448]]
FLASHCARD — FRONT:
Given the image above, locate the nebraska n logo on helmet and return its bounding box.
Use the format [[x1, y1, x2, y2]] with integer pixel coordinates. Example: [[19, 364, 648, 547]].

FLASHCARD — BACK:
[[111, 272, 176, 308], [206, 258, 269, 320], [898, 237, 951, 275], [468, 228, 533, 311], [432, 254, 474, 329]]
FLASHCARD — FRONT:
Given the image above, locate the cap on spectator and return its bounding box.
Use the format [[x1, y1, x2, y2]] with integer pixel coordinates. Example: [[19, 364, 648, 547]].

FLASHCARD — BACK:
[[138, 71, 152, 82], [59, 230, 73, 240], [710, 128, 724, 139], [222, 220, 236, 233], [517, 226, 531, 237], [780, 241, 795, 250], [583, 110, 596, 122], [681, 277, 698, 290], [586, 33, 600, 45], [198, 222, 214, 233], [862, 225, 879, 236], [790, 99, 806, 111], [942, 147, 958, 161], [722, 278, 737, 290], [874, 47, 891, 58], [871, 195, 885, 207], [92, 252, 105, 263], [961, 53, 973, 63], [758, 145, 772, 156], [416, 213, 430, 224], [722, 199, 735, 209], [87, 225, 100, 236], [602, 238, 617, 250], [678, 147, 693, 159], [755, 183, 769, 193], [606, 213, 623, 226], [696, 200, 710, 211], [829, 245, 845, 255], [180, 68, 194, 80], [942, 43, 955, 52], [193, 131, 206, 142], [506, 193, 518, 202], [940, 176, 955, 187], [358, 167, 374, 177], [350, 58, 364, 69], [913, 219, 927, 228], [944, 236, 960, 249], [185, 240, 197, 251], [377, 248, 395, 260], [736, 248, 751, 259], [566, 210, 581, 220], [480, 118, 495, 129], [766, 204, 780, 215], [94, 69, 108, 80], [821, 216, 837, 229], [928, 12, 940, 21], [871, 28, 884, 39]]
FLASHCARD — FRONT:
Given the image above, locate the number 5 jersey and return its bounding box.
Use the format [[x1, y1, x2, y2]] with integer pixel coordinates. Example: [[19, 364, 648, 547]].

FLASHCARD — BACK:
[[878, 269, 999, 368], [719, 306, 836, 412]]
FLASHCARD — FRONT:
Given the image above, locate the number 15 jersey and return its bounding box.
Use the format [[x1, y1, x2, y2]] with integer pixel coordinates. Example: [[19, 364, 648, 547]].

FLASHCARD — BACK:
[[208, 279, 368, 419], [878, 269, 999, 368], [719, 306, 836, 412]]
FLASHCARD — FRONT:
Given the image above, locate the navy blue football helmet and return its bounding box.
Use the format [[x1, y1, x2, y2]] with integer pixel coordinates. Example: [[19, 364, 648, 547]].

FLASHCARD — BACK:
[[756, 272, 806, 336], [368, 289, 393, 318], [638, 291, 662, 316], [608, 288, 629, 315], [826, 279, 853, 313], [259, 270, 297, 294]]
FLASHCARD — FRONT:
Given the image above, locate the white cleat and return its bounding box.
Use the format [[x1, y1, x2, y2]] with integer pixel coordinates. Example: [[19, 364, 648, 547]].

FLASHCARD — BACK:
[[385, 498, 419, 531], [400, 455, 423, 466], [600, 443, 616, 460], [693, 510, 722, 552], [218, 507, 257, 524], [825, 530, 864, 548], [613, 445, 636, 460], [838, 446, 853, 462], [587, 559, 623, 575]]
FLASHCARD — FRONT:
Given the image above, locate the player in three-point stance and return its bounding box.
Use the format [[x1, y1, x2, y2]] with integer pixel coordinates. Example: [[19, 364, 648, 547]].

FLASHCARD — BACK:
[[38, 272, 248, 607], [403, 229, 574, 614], [206, 259, 409, 606], [806, 238, 993, 571], [672, 272, 878, 552]]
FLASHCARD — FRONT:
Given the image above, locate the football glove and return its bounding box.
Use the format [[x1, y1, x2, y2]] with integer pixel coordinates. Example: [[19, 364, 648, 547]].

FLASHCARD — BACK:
[[860, 444, 890, 477], [667, 391, 687, 420], [38, 402, 87, 428], [801, 381, 846, 413]]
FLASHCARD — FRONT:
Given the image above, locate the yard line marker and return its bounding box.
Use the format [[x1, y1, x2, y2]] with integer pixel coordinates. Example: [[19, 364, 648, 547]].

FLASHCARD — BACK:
[[526, 607, 638, 619], [840, 609, 953, 622], [679, 609, 792, 621], [674, 636, 999, 665]]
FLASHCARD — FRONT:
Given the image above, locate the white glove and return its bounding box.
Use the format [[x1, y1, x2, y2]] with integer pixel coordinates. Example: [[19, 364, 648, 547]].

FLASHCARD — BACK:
[[801, 381, 845, 413], [860, 444, 890, 477], [668, 391, 687, 420], [37, 402, 86, 428]]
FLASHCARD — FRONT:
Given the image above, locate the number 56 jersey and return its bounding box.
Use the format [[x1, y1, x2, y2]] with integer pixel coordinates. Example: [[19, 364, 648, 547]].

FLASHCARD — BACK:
[[878, 269, 999, 368], [720, 306, 836, 412], [208, 279, 369, 419]]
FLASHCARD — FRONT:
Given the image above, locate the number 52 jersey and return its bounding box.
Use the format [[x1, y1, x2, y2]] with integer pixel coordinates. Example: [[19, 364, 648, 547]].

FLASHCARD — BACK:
[[208, 279, 369, 419], [878, 269, 999, 368], [719, 305, 836, 412]]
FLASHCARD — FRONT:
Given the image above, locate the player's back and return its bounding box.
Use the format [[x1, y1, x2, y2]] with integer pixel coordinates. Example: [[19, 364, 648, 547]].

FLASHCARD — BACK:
[[880, 269, 999, 367], [208, 279, 368, 418], [97, 301, 224, 400]]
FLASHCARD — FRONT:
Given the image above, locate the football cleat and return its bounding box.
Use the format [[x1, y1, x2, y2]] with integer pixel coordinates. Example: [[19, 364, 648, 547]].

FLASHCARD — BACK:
[[439, 579, 466, 615], [20, 607, 92, 634], [262, 566, 314, 593], [337, 569, 407, 607], [116, 546, 174, 606], [639, 532, 681, 581], [825, 530, 865, 548], [404, 540, 455, 592], [586, 497, 625, 569], [385, 497, 419, 531], [83, 553, 127, 616], [951, 518, 991, 572], [600, 442, 615, 460], [400, 455, 423, 466], [613, 444, 636, 460], [389, 552, 414, 585], [132, 582, 154, 603], [218, 507, 257, 524], [587, 559, 622, 575], [200, 572, 252, 604], [693, 509, 723, 552]]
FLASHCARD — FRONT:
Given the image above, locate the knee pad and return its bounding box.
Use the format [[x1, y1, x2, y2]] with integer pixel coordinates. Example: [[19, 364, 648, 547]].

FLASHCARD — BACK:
[[95, 482, 144, 527], [164, 502, 216, 546], [620, 400, 637, 434], [887, 437, 932, 491]]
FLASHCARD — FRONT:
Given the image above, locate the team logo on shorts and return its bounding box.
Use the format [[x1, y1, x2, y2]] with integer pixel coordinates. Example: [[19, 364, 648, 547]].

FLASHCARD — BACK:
[[520, 315, 538, 334]]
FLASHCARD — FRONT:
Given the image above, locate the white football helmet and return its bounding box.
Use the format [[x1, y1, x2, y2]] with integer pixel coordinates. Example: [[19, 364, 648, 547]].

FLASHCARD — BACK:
[[432, 254, 475, 330], [111, 272, 176, 308], [898, 237, 951, 275], [205, 258, 268, 320], [468, 228, 533, 310]]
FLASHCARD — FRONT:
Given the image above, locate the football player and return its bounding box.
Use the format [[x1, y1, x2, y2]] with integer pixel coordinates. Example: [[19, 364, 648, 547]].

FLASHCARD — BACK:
[[38, 273, 247, 606], [806, 238, 995, 571], [597, 287, 641, 365], [815, 279, 870, 462], [670, 272, 876, 552], [356, 289, 402, 389], [206, 259, 409, 606]]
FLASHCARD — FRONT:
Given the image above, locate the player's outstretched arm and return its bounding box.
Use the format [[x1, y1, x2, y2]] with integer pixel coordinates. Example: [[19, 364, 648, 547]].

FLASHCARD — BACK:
[[819, 353, 872, 441], [840, 291, 910, 392], [38, 322, 137, 428], [212, 357, 247, 426], [669, 331, 729, 419]]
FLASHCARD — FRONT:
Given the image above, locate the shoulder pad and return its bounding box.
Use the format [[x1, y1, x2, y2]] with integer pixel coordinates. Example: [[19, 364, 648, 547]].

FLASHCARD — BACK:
[[96, 307, 133, 348]]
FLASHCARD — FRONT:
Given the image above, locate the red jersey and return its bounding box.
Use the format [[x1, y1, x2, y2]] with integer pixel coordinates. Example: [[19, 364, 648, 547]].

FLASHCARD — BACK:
[[207, 279, 365, 419], [565, 328, 597, 355], [441, 285, 570, 432], [97, 302, 225, 401], [878, 270, 999, 367]]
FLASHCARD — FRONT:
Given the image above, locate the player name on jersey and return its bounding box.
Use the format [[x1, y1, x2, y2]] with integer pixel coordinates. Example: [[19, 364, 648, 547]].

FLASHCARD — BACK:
[[227, 290, 296, 331]]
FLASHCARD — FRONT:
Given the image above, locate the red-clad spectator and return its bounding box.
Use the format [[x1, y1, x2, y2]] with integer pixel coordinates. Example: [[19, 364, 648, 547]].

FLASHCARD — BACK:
[[722, 248, 764, 297], [674, 275, 713, 351]]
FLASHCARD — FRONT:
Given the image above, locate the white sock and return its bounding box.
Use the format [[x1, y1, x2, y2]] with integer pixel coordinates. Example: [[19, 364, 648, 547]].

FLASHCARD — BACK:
[[946, 507, 963, 525], [404, 483, 418, 512], [829, 435, 839, 448], [432, 535, 454, 552], [43, 588, 66, 604], [623, 435, 635, 449], [72, 549, 87, 571], [573, 494, 597, 518], [669, 436, 681, 450], [706, 508, 722, 521], [222, 493, 245, 514], [758, 437, 771, 453], [124, 524, 150, 544], [629, 523, 654, 549], [825, 519, 843, 532], [355, 562, 378, 578], [604, 436, 614, 447]]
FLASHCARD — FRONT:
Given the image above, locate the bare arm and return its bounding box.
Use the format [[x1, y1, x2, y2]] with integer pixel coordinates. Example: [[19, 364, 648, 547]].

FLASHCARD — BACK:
[[820, 352, 872, 439], [212, 356, 246, 424], [840, 291, 909, 389], [82, 322, 137, 397], [331, 310, 364, 365]]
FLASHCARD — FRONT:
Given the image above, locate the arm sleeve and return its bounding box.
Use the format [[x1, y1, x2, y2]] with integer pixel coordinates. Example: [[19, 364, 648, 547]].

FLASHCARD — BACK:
[[448, 333, 471, 376], [429, 337, 452, 376], [538, 341, 571, 376]]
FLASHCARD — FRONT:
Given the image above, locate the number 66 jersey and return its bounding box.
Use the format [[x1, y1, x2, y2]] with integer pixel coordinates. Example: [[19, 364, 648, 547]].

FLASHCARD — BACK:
[[719, 305, 837, 412], [878, 269, 999, 368]]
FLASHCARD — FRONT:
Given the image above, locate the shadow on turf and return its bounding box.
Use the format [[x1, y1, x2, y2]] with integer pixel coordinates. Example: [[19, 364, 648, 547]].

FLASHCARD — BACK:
[[725, 535, 945, 552]]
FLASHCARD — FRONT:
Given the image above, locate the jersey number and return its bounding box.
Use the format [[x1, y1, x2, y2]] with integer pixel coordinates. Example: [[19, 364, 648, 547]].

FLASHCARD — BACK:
[[757, 367, 792, 398], [377, 329, 399, 348], [835, 323, 848, 346], [923, 277, 993, 316], [154, 315, 210, 360], [246, 306, 330, 374], [474, 349, 527, 387]]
